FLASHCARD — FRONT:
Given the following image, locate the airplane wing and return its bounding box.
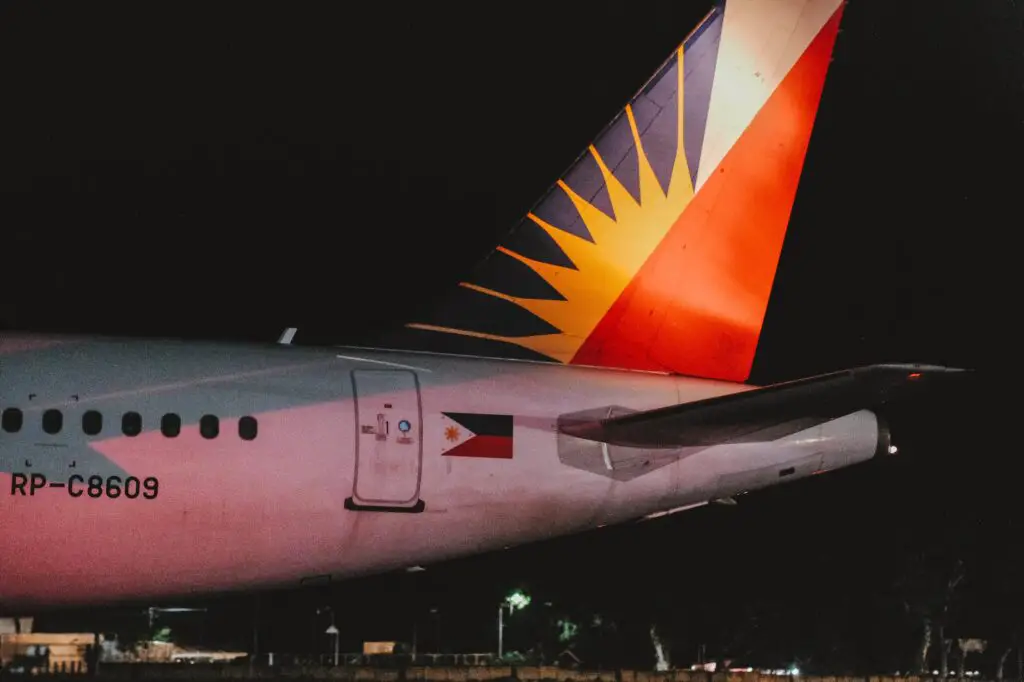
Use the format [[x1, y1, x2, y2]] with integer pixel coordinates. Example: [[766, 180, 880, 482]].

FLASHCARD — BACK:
[[557, 364, 971, 448]]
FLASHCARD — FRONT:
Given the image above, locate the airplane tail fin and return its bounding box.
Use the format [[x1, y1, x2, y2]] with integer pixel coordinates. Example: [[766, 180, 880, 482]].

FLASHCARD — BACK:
[[396, 0, 846, 382]]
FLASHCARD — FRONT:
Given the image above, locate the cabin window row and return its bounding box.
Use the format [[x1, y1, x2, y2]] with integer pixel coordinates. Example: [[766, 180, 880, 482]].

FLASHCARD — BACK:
[[0, 408, 258, 441]]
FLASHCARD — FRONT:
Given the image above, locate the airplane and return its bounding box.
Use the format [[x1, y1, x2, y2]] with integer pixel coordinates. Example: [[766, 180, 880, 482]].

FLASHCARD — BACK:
[[0, 0, 965, 610]]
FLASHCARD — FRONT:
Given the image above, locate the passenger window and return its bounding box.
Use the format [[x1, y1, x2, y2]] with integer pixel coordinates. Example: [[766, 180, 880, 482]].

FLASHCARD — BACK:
[[122, 411, 142, 437], [199, 414, 219, 439], [2, 407, 24, 433], [238, 415, 258, 441], [42, 409, 63, 435], [82, 410, 103, 436], [161, 413, 181, 438]]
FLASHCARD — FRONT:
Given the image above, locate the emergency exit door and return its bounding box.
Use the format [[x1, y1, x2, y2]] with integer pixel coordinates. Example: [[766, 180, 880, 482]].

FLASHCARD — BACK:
[[345, 369, 425, 512]]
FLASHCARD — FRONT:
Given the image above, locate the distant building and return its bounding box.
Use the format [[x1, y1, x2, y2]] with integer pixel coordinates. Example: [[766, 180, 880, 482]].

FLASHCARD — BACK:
[[0, 632, 97, 674], [0, 619, 33, 636], [363, 642, 396, 655]]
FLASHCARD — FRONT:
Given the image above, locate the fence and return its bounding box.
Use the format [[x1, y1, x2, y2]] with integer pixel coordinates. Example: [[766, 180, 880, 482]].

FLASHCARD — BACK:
[[35, 666, 991, 682]]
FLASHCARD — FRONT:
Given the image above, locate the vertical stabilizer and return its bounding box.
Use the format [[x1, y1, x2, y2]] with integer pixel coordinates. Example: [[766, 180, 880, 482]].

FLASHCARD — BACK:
[[397, 0, 845, 382]]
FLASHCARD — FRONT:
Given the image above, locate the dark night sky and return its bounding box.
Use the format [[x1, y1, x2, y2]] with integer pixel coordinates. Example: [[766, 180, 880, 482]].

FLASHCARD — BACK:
[[0, 0, 1018, 673]]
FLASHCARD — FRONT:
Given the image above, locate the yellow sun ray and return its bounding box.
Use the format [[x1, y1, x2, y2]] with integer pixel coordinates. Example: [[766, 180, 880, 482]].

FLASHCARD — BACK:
[[410, 45, 693, 363]]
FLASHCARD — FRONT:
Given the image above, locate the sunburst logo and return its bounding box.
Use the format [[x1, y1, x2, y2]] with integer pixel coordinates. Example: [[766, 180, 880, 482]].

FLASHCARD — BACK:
[[408, 46, 695, 364], [444, 425, 461, 442]]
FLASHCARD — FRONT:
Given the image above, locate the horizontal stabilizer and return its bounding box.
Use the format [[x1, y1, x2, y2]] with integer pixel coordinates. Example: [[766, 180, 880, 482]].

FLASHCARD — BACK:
[[557, 364, 971, 448]]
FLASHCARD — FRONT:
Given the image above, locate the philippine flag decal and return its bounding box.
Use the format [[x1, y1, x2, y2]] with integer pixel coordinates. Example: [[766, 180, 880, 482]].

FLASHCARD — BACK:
[[440, 412, 514, 459]]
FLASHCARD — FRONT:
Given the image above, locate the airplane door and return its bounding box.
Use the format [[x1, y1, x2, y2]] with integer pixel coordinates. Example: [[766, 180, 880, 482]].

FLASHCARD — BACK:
[[345, 369, 425, 513]]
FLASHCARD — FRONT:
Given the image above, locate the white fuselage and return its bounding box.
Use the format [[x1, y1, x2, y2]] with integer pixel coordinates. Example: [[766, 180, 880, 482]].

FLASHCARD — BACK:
[[0, 335, 882, 609]]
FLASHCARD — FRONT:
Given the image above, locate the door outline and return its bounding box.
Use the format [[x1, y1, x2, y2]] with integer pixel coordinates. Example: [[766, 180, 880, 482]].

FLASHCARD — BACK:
[[344, 369, 426, 513]]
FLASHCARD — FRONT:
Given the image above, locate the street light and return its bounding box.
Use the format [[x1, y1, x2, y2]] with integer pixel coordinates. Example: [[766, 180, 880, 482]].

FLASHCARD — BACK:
[[325, 625, 339, 667], [430, 608, 441, 653], [145, 606, 206, 629], [318, 607, 339, 667], [497, 590, 531, 659]]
